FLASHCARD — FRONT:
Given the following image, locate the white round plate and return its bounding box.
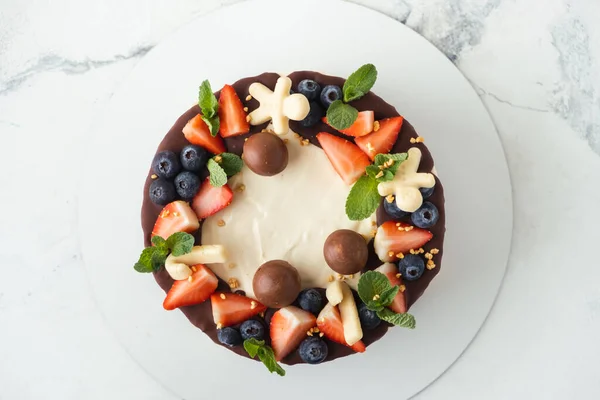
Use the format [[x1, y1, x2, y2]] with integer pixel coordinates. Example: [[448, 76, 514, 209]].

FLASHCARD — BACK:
[[78, 0, 512, 398]]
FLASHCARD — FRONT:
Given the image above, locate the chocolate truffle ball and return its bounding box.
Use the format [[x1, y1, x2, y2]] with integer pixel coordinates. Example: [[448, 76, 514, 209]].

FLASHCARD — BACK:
[[323, 229, 368, 275], [243, 132, 288, 176], [252, 260, 301, 308]]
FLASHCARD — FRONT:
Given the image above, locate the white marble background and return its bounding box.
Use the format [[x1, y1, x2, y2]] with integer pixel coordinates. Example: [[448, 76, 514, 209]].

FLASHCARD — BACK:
[[1, 0, 599, 398]]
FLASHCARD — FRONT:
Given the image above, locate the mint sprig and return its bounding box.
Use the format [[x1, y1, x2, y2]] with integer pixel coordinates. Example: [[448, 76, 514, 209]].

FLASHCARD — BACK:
[[346, 152, 408, 220], [198, 80, 220, 137], [357, 271, 416, 329], [133, 232, 195, 273], [243, 338, 286, 376], [326, 64, 378, 130], [207, 153, 243, 187]]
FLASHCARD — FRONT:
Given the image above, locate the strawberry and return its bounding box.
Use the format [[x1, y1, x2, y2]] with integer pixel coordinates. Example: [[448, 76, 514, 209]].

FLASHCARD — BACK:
[[355, 116, 404, 160], [375, 263, 408, 314], [163, 264, 218, 310], [191, 178, 233, 219], [270, 306, 317, 361], [183, 114, 226, 155], [323, 111, 374, 137], [316, 132, 371, 185], [374, 221, 433, 262], [218, 84, 250, 138], [316, 303, 366, 353], [211, 292, 267, 327], [152, 200, 200, 240]]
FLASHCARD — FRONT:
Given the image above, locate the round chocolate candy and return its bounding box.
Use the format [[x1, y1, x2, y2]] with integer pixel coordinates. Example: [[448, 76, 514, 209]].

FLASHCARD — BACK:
[[243, 132, 289, 176], [323, 229, 368, 275], [252, 260, 301, 308]]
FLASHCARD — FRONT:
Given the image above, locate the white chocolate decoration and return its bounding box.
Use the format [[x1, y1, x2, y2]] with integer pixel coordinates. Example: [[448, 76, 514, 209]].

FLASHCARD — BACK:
[[336, 281, 363, 346], [248, 76, 310, 135], [164, 245, 228, 280], [377, 147, 435, 213], [325, 281, 345, 306]]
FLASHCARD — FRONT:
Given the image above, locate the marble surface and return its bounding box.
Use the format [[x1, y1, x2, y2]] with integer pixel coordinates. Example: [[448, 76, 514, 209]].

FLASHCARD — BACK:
[[1, 0, 599, 398]]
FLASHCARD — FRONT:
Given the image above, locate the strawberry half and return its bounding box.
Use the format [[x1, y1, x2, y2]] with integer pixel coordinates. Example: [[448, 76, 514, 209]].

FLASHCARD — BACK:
[[152, 200, 200, 240], [316, 303, 366, 353], [355, 116, 404, 160], [374, 221, 433, 262], [163, 264, 218, 310], [323, 111, 374, 137], [191, 178, 233, 219], [375, 263, 408, 314], [211, 292, 267, 327], [218, 84, 249, 138], [270, 306, 317, 361], [183, 114, 227, 155], [316, 132, 371, 185]]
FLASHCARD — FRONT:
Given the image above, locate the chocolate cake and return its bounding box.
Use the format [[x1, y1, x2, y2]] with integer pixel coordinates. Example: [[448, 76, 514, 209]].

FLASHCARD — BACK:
[[135, 68, 445, 373]]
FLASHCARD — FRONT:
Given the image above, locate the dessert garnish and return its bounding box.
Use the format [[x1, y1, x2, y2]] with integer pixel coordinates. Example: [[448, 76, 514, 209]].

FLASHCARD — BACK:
[[316, 303, 366, 352], [270, 307, 317, 361], [252, 261, 301, 308], [374, 221, 433, 262], [248, 76, 310, 134], [356, 271, 416, 328], [323, 229, 368, 275], [243, 338, 286, 376], [325, 281, 362, 345], [133, 232, 195, 273], [198, 80, 220, 136], [206, 152, 243, 187], [165, 244, 227, 280], [325, 64, 378, 130], [375, 263, 407, 313], [243, 132, 289, 176], [355, 116, 404, 159]]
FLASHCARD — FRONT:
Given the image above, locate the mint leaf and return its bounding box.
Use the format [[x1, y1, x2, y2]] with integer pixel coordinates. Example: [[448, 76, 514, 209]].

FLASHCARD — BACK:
[[150, 249, 168, 271], [151, 235, 168, 252], [207, 158, 227, 187], [343, 64, 378, 103], [377, 308, 416, 329], [365, 165, 394, 182], [379, 285, 400, 307], [358, 271, 394, 311], [243, 338, 263, 358], [345, 175, 380, 221], [374, 153, 407, 177], [166, 232, 195, 257], [134, 247, 156, 273], [243, 339, 286, 376], [258, 346, 286, 376], [326, 100, 359, 130], [217, 153, 243, 177], [198, 80, 220, 136]]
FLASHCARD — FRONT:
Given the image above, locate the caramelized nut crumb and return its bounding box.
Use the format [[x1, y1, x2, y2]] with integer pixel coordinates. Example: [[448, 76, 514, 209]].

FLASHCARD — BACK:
[[220, 293, 226, 300], [188, 276, 193, 283], [217, 219, 226, 227], [228, 263, 237, 269], [396, 252, 404, 259], [373, 121, 380, 131], [245, 95, 252, 101], [216, 323, 223, 329], [228, 278, 240, 289], [243, 107, 249, 112], [399, 285, 406, 292], [151, 174, 158, 179], [250, 301, 257, 310]]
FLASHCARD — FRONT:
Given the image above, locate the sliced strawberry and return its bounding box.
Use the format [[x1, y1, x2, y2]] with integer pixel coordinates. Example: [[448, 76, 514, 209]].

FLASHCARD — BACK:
[[323, 111, 374, 137], [191, 178, 233, 219], [218, 84, 249, 138], [374, 221, 433, 262], [163, 264, 218, 310], [270, 306, 317, 361], [152, 200, 200, 240], [355, 116, 404, 160], [183, 114, 226, 155], [316, 303, 366, 353], [316, 132, 371, 185], [211, 292, 267, 327], [375, 263, 408, 314]]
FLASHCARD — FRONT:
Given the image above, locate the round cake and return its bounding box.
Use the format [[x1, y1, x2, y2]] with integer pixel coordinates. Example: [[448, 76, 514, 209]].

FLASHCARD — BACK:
[[136, 66, 445, 374]]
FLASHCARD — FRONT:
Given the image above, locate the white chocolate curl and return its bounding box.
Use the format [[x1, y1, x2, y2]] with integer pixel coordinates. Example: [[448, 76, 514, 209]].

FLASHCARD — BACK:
[[326, 281, 363, 345], [248, 76, 310, 135], [377, 147, 435, 213], [164, 245, 227, 280]]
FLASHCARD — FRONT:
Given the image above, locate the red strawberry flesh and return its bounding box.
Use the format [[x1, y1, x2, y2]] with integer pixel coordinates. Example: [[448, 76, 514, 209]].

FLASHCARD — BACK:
[[163, 264, 218, 310], [211, 292, 267, 327], [152, 200, 199, 240], [316, 303, 366, 353], [355, 116, 404, 160], [270, 306, 317, 361], [375, 263, 408, 314], [374, 221, 433, 262], [316, 132, 371, 185], [183, 114, 226, 155], [191, 178, 233, 220], [218, 84, 250, 138]]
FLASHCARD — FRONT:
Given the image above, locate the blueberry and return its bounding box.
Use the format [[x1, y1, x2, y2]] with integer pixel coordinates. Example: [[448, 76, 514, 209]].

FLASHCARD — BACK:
[[174, 171, 201, 199], [217, 327, 242, 347], [298, 289, 324, 315], [420, 185, 435, 199], [383, 195, 410, 219], [180, 145, 209, 172], [298, 337, 328, 364], [398, 254, 425, 281], [239, 320, 265, 341], [300, 101, 324, 127], [411, 201, 439, 228], [358, 303, 381, 330], [297, 79, 321, 101], [152, 150, 181, 179], [320, 85, 343, 109], [149, 178, 176, 205]]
